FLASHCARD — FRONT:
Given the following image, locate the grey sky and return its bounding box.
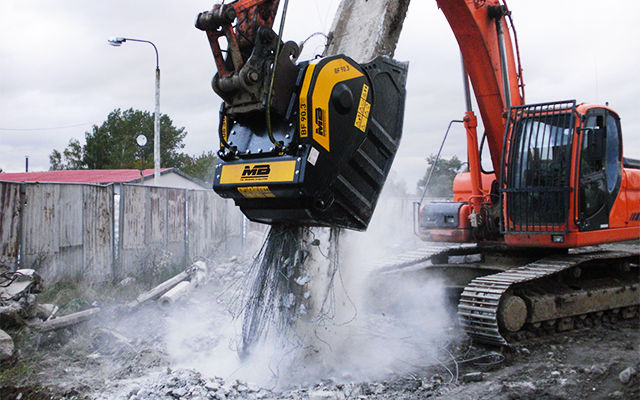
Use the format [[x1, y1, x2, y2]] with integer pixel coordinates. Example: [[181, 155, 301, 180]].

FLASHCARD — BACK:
[[1, 1, 638, 192]]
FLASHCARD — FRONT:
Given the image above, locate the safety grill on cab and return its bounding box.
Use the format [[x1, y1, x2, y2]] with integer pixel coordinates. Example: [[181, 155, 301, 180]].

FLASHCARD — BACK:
[[500, 100, 577, 234]]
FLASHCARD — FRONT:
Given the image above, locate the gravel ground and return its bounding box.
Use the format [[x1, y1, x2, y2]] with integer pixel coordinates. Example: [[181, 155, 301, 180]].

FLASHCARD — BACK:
[[1, 252, 638, 400]]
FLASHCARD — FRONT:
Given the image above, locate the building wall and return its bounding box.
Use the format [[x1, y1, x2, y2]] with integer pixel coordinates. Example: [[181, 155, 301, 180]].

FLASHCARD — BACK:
[[140, 172, 208, 190]]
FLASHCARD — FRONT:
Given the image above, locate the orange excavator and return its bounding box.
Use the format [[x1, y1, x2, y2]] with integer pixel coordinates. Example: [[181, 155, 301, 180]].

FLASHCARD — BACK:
[[196, 0, 639, 345]]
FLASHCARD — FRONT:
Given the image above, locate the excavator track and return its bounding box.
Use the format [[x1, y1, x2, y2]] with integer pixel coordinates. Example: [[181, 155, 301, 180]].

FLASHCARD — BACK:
[[371, 244, 639, 346], [370, 243, 477, 272], [458, 250, 640, 346]]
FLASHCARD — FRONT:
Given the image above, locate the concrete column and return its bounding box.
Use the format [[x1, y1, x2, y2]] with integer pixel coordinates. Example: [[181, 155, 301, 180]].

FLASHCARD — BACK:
[[324, 0, 410, 62]]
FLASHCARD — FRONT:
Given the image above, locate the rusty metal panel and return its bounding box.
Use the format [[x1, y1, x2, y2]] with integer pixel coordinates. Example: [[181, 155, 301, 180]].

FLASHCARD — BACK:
[[118, 184, 147, 278], [187, 190, 207, 260], [121, 185, 146, 250], [22, 184, 59, 276], [83, 185, 113, 282], [147, 187, 166, 245], [55, 185, 84, 280], [165, 188, 186, 267], [167, 189, 186, 243], [0, 182, 21, 267], [58, 185, 83, 247]]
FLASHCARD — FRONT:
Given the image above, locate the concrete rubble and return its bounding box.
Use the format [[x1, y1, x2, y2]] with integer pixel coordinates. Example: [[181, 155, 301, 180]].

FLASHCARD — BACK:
[[0, 269, 45, 361], [0, 328, 14, 361], [0, 260, 211, 365], [618, 366, 636, 384]]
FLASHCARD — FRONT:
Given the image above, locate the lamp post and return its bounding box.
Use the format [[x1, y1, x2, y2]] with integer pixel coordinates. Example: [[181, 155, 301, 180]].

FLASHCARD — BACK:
[[108, 37, 161, 186]]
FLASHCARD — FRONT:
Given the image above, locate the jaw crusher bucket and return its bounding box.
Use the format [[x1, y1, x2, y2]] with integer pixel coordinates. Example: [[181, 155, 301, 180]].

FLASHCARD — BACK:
[[213, 54, 408, 231]]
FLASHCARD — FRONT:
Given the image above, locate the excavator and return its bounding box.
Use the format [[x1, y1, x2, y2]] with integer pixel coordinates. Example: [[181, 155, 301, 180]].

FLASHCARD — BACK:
[[196, 0, 640, 345]]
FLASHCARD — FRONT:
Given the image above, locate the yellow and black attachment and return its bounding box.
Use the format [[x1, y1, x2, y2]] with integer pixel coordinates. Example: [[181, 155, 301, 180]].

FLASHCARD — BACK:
[[213, 55, 408, 230]]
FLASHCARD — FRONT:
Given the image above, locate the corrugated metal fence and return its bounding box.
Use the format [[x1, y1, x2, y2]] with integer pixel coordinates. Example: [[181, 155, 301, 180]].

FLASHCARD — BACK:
[[0, 181, 243, 283]]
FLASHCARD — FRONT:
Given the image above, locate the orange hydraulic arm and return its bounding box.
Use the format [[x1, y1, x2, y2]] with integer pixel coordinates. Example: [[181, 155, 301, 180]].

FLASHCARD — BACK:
[[196, 0, 280, 78], [435, 0, 525, 214]]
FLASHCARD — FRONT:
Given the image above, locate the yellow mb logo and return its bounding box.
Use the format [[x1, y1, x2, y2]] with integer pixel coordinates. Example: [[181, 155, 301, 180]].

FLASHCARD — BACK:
[[242, 164, 271, 179]]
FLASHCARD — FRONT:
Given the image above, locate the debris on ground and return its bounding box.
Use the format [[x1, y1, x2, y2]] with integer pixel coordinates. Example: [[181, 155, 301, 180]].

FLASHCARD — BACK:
[[0, 248, 638, 400], [0, 328, 13, 361], [39, 307, 102, 332], [127, 261, 208, 309]]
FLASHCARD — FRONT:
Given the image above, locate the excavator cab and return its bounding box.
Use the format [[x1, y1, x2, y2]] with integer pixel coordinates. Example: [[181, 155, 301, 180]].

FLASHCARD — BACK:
[[417, 100, 639, 247]]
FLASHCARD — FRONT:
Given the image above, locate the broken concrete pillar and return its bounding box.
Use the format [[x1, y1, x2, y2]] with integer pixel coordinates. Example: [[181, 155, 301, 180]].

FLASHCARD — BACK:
[[39, 307, 101, 332], [35, 303, 58, 321], [158, 281, 194, 307], [127, 270, 190, 309], [298, 0, 411, 335], [324, 0, 410, 62]]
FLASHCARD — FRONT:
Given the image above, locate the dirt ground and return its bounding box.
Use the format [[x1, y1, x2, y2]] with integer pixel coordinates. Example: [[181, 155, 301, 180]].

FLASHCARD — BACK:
[[1, 265, 638, 400]]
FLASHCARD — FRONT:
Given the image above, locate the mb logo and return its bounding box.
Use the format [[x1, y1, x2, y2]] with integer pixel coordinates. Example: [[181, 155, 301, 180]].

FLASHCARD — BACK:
[[315, 108, 325, 137], [242, 164, 271, 179]]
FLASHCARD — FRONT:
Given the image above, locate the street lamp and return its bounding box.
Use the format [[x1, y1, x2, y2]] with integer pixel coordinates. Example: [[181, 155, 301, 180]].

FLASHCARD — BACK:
[[108, 37, 161, 186]]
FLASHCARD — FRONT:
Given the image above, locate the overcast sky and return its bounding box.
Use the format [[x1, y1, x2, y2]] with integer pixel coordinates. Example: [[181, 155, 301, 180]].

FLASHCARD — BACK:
[[1, 0, 639, 191]]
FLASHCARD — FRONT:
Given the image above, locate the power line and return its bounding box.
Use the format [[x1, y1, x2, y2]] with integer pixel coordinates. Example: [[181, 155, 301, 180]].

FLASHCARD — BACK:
[[0, 122, 93, 132]]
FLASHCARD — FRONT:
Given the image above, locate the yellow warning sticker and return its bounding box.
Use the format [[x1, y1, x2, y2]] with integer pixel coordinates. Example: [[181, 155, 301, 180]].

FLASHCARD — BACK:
[[220, 115, 228, 148], [237, 186, 276, 198], [219, 160, 297, 184], [354, 83, 371, 132]]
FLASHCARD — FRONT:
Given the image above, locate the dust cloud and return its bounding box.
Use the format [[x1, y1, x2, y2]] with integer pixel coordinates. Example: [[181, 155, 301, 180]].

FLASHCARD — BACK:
[[161, 188, 456, 389]]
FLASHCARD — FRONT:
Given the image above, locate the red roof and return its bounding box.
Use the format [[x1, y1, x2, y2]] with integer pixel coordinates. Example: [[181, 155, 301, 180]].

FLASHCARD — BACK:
[[0, 169, 170, 184]]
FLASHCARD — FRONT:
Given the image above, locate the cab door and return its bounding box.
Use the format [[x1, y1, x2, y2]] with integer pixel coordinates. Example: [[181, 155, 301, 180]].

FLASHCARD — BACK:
[[577, 108, 622, 231]]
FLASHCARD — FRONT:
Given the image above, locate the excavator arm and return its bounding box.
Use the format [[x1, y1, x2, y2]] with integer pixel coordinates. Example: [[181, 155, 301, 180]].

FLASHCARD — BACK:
[[196, 0, 280, 78], [436, 0, 524, 172]]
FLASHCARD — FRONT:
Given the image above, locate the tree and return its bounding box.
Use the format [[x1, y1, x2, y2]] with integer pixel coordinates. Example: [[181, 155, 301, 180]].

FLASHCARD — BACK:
[[49, 139, 83, 170], [180, 151, 219, 184], [49, 108, 187, 170], [416, 155, 465, 198]]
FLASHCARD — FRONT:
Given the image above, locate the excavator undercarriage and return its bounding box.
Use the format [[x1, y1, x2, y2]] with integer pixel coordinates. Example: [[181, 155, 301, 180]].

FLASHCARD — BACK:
[[371, 243, 639, 346]]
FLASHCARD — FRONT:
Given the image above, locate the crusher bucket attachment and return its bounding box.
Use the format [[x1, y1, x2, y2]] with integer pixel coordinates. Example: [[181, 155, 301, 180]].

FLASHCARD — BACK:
[[213, 54, 408, 230]]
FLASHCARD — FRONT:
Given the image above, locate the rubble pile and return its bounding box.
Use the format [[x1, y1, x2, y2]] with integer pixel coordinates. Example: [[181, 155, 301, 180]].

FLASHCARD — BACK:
[[102, 367, 459, 400], [0, 269, 54, 361]]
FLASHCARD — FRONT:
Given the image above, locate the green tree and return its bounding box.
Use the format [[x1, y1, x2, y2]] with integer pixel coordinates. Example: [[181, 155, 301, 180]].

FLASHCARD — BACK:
[[49, 108, 187, 170], [180, 151, 219, 184], [49, 139, 84, 170], [416, 155, 465, 198]]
